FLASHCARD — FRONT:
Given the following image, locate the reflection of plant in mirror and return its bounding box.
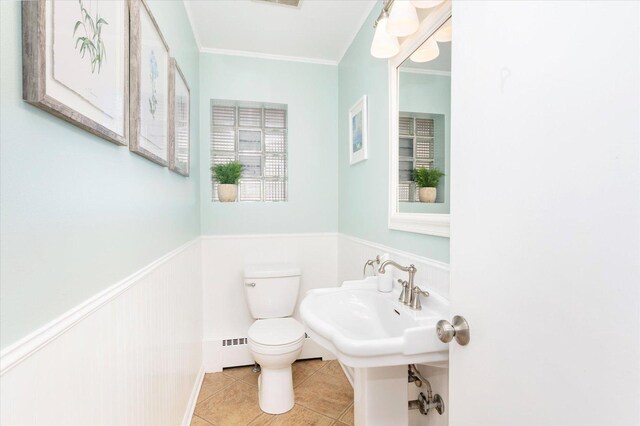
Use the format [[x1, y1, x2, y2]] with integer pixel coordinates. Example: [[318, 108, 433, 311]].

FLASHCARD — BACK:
[[211, 161, 244, 184], [413, 167, 444, 188], [73, 0, 108, 74]]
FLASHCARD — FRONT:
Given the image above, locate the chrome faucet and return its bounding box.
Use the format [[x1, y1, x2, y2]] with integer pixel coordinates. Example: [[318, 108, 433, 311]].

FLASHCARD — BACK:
[[378, 260, 418, 306]]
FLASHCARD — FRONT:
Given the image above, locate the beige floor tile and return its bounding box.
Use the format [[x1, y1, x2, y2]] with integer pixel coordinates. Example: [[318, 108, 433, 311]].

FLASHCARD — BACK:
[[295, 358, 329, 372], [248, 411, 275, 426], [196, 372, 236, 404], [319, 360, 346, 379], [224, 365, 261, 387], [331, 422, 350, 426], [292, 362, 318, 388], [190, 415, 213, 426], [338, 403, 354, 426], [195, 380, 263, 425], [267, 404, 334, 426], [294, 371, 354, 419]]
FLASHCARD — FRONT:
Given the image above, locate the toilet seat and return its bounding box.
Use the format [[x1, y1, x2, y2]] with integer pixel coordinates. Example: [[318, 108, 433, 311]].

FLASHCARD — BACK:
[[248, 318, 305, 347]]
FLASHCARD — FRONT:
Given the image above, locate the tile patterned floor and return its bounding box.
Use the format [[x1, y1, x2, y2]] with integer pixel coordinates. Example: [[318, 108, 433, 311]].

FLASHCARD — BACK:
[[192, 359, 354, 426]]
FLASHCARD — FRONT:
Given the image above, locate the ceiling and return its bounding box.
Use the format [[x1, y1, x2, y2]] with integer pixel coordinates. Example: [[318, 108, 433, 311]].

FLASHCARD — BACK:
[[184, 0, 377, 64]]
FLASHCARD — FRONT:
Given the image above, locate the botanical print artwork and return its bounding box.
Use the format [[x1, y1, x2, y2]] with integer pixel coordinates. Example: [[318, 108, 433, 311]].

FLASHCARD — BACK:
[[352, 111, 363, 153], [138, 6, 168, 159], [173, 66, 190, 174], [149, 51, 159, 119], [73, 0, 108, 74], [51, 0, 123, 127]]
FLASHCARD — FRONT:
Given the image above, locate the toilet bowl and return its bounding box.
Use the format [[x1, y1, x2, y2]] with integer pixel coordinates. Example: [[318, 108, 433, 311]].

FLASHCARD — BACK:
[[248, 317, 305, 414], [243, 264, 304, 414]]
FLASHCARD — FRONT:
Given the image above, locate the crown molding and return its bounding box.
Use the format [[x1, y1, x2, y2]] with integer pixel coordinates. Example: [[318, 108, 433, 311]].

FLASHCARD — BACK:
[[199, 47, 338, 66], [400, 67, 451, 76]]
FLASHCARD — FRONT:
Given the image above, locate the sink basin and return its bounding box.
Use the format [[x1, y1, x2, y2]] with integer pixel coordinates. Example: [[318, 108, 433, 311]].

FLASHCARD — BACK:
[[299, 279, 449, 368]]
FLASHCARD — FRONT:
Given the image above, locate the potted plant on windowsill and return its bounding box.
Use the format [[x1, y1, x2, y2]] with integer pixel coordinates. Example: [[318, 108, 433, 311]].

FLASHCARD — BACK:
[[413, 167, 445, 203], [211, 161, 244, 202]]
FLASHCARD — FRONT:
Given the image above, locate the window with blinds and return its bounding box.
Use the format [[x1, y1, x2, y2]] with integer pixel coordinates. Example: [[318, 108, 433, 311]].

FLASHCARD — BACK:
[[210, 100, 288, 202], [398, 113, 436, 202]]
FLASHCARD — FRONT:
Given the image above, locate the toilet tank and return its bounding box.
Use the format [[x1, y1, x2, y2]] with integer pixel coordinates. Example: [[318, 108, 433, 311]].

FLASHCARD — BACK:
[[243, 264, 301, 319]]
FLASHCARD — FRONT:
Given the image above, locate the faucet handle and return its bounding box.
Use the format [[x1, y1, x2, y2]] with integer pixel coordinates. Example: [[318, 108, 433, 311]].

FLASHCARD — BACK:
[[397, 279, 409, 303], [410, 286, 430, 310]]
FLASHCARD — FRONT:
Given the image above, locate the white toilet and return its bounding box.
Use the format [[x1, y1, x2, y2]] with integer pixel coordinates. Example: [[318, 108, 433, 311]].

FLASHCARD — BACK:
[[244, 264, 305, 414]]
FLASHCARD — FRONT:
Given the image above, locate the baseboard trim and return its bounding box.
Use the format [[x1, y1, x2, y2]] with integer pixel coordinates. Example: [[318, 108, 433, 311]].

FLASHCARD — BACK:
[[182, 366, 205, 426], [0, 238, 201, 376], [338, 233, 450, 271]]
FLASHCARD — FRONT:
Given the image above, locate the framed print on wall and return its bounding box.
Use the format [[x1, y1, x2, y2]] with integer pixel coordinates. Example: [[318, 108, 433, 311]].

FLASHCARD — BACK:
[[349, 95, 368, 165], [22, 0, 129, 145], [168, 58, 190, 176], [129, 0, 170, 166]]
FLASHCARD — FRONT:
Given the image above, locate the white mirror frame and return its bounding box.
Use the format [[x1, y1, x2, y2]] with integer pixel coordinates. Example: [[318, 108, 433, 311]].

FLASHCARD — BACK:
[[388, 2, 452, 237]]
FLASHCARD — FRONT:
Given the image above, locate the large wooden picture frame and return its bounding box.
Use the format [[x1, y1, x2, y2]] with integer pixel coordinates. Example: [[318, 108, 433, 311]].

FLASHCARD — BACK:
[[168, 58, 190, 176], [22, 0, 129, 146], [129, 0, 171, 166]]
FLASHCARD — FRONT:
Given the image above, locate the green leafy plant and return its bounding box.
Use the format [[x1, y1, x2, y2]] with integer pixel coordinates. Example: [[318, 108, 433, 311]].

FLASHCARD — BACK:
[[73, 0, 109, 74], [413, 167, 445, 188], [211, 161, 244, 184]]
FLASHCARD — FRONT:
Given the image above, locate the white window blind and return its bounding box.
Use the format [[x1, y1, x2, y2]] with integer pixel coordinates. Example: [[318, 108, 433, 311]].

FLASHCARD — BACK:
[[211, 100, 288, 202], [398, 114, 435, 202]]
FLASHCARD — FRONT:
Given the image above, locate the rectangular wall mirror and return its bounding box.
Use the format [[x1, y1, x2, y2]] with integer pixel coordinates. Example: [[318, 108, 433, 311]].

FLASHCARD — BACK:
[[388, 5, 451, 237]]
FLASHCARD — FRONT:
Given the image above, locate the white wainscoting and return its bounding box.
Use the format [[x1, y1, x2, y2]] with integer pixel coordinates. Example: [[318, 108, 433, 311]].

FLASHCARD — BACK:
[[0, 239, 203, 426], [338, 233, 450, 426], [201, 233, 339, 372]]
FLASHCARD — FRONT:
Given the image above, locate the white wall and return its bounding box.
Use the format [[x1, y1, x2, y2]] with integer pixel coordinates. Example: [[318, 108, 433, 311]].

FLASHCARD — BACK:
[[201, 234, 339, 371], [0, 240, 203, 426]]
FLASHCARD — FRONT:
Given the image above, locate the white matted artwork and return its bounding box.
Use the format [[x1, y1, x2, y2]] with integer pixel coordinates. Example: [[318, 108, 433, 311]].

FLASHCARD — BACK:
[[129, 0, 170, 166], [349, 95, 368, 165], [23, 0, 129, 145], [168, 58, 190, 176]]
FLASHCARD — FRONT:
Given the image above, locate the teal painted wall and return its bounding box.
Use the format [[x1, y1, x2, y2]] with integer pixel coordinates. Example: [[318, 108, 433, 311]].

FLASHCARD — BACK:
[[199, 53, 338, 234], [338, 4, 450, 262], [0, 0, 200, 349]]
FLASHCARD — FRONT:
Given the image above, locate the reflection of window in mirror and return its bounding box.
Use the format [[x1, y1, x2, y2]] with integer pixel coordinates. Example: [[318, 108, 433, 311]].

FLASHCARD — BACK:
[[397, 18, 451, 215]]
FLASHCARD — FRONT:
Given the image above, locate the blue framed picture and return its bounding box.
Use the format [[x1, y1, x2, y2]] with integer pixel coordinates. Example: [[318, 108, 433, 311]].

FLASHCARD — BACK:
[[349, 95, 368, 165]]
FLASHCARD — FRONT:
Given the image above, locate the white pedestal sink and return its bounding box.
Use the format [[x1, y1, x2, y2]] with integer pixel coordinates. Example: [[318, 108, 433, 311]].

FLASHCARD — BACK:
[[299, 278, 449, 426]]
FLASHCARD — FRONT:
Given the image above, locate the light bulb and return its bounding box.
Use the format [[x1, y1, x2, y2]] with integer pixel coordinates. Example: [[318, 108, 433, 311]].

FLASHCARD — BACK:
[[387, 1, 419, 37], [370, 17, 400, 59], [410, 38, 440, 62], [434, 20, 452, 42], [411, 0, 445, 8]]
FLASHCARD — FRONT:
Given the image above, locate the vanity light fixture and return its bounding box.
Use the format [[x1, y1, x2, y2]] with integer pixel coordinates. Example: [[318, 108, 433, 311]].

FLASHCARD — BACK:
[[410, 0, 445, 8], [371, 12, 400, 58], [433, 20, 452, 42], [410, 37, 439, 62], [387, 0, 419, 37]]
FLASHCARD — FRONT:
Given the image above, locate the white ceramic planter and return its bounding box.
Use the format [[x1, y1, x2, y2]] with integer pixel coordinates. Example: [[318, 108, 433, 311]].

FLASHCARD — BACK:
[[217, 184, 237, 202], [419, 187, 437, 203]]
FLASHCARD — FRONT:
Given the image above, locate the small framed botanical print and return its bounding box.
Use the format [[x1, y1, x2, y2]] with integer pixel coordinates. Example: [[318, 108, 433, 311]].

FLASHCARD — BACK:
[[129, 0, 171, 166], [168, 59, 190, 176], [22, 0, 129, 145], [349, 95, 368, 165]]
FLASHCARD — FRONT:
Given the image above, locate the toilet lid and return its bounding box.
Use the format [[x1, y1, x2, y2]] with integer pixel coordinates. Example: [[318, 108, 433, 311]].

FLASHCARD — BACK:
[[248, 318, 305, 346]]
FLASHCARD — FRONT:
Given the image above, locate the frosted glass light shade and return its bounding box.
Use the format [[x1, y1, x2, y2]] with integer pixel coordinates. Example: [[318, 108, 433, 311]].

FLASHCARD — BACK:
[[410, 38, 440, 62], [411, 0, 445, 8], [387, 1, 419, 37], [434, 20, 452, 42], [370, 17, 400, 58]]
